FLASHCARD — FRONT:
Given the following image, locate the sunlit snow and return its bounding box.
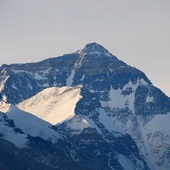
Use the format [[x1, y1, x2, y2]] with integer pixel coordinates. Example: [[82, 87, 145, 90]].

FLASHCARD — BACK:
[[18, 85, 82, 125], [6, 104, 59, 141]]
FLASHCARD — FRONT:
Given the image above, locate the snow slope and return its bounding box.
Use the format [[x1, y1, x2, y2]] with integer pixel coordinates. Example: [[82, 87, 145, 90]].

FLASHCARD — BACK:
[[143, 112, 170, 169], [0, 103, 62, 147], [0, 111, 28, 148], [0, 103, 58, 143], [18, 85, 82, 125], [59, 115, 92, 135], [6, 104, 59, 141]]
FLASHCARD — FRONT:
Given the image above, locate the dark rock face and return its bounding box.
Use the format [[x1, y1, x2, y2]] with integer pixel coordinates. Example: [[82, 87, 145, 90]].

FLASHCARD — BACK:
[[23, 128, 149, 170], [0, 137, 53, 170], [0, 42, 169, 169]]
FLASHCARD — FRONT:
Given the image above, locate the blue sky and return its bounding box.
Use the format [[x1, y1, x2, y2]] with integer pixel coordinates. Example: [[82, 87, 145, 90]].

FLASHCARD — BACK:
[[0, 0, 170, 96]]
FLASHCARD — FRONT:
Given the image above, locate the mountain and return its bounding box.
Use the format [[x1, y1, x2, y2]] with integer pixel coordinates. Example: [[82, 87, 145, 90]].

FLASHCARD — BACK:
[[0, 42, 170, 169], [0, 138, 53, 170], [0, 102, 149, 170]]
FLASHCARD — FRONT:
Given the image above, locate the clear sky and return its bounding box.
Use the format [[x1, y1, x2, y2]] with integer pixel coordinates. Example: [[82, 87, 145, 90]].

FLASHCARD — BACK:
[[0, 0, 170, 96]]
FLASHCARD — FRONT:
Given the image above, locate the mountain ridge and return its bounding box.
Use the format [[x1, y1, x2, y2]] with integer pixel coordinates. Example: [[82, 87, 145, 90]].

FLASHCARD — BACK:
[[17, 85, 82, 125], [0, 42, 169, 169]]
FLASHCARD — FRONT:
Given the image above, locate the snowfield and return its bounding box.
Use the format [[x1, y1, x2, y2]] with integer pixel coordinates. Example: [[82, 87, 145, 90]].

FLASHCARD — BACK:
[[17, 85, 83, 125]]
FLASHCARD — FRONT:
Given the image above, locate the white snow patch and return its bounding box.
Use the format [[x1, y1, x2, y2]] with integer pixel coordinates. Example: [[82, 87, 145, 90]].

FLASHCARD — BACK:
[[66, 70, 75, 86], [84, 116, 102, 134], [101, 79, 148, 112], [80, 74, 85, 81], [89, 89, 95, 93], [143, 113, 170, 169], [144, 113, 170, 132], [139, 78, 148, 86], [66, 62, 80, 86], [11, 85, 18, 90], [12, 70, 28, 74], [0, 76, 9, 92], [101, 82, 135, 112], [0, 102, 11, 113], [98, 108, 125, 134], [18, 85, 82, 125], [44, 67, 52, 73], [63, 116, 91, 133], [118, 154, 135, 170], [126, 119, 134, 131], [33, 73, 46, 80], [108, 88, 126, 108], [122, 80, 137, 112], [105, 52, 112, 57], [146, 96, 154, 103]]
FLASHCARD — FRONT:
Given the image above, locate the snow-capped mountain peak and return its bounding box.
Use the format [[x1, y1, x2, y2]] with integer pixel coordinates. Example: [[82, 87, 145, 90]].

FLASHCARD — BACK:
[[78, 42, 117, 59], [0, 42, 169, 169]]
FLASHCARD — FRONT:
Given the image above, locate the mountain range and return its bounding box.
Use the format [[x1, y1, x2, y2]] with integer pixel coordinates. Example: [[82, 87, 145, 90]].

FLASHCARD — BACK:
[[0, 42, 169, 170]]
